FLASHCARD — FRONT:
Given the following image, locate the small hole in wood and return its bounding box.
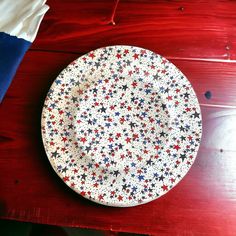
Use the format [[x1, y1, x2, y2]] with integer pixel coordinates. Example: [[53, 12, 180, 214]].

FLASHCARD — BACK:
[[178, 6, 184, 11], [204, 91, 212, 100]]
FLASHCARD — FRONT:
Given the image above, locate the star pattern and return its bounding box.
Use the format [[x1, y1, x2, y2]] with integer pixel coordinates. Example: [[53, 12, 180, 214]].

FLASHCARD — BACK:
[[41, 46, 202, 207]]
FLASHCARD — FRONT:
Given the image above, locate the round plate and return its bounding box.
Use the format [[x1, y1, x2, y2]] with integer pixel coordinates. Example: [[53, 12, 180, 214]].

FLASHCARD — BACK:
[[41, 45, 202, 207]]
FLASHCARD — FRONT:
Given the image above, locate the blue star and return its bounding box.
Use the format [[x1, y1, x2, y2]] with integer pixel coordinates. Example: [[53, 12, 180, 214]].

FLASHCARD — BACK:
[[66, 112, 71, 117], [105, 123, 111, 128], [103, 157, 109, 163], [132, 186, 137, 192], [50, 103, 56, 108], [141, 112, 147, 117], [145, 89, 152, 94], [87, 163, 93, 169], [138, 175, 145, 181], [115, 112, 120, 116], [154, 173, 159, 177], [131, 162, 136, 167], [55, 79, 61, 85], [159, 86, 164, 92], [185, 124, 190, 129]]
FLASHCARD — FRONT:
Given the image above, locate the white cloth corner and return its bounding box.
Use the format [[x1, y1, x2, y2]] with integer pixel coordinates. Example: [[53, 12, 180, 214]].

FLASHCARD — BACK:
[[0, 0, 49, 42]]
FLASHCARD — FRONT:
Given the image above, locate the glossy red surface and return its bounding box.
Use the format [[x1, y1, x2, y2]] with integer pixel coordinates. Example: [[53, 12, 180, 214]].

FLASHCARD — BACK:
[[1, 1, 236, 235]]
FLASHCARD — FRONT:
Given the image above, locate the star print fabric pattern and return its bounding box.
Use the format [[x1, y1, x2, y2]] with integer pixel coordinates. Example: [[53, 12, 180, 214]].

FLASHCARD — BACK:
[[41, 46, 202, 207]]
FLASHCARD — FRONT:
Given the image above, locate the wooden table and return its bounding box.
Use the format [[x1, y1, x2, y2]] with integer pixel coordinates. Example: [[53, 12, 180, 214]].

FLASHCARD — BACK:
[[1, 1, 236, 235]]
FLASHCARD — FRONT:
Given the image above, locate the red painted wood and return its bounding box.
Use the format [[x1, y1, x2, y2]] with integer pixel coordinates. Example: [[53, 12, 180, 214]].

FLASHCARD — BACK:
[[1, 1, 236, 235], [33, 0, 236, 60]]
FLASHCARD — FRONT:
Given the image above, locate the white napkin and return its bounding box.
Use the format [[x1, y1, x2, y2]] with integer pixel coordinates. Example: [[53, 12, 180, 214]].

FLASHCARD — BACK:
[[0, 0, 49, 42]]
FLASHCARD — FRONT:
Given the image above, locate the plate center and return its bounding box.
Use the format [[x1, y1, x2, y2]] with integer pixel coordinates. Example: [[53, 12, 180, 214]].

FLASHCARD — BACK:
[[74, 75, 170, 173]]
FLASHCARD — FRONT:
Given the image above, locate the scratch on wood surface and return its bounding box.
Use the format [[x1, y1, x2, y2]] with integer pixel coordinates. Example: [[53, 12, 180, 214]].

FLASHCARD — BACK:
[[167, 56, 236, 63], [200, 103, 236, 109], [110, 0, 120, 25]]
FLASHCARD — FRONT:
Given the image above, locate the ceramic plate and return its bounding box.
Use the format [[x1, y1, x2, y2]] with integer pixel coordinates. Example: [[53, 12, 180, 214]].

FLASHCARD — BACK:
[[41, 45, 202, 207]]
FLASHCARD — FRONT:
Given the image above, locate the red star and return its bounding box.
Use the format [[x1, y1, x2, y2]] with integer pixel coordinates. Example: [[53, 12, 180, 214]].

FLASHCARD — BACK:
[[161, 185, 168, 191], [80, 137, 87, 143], [131, 81, 137, 87], [89, 53, 95, 59], [137, 156, 143, 162], [108, 137, 114, 142], [141, 49, 146, 54], [174, 145, 181, 151], [63, 176, 69, 182], [133, 53, 139, 59], [61, 147, 66, 152], [124, 49, 129, 54], [120, 117, 125, 124], [149, 117, 155, 123], [77, 89, 83, 95], [118, 195, 123, 201], [116, 53, 122, 59], [143, 149, 149, 154], [116, 133, 121, 138], [61, 137, 67, 142], [125, 137, 131, 143], [124, 167, 130, 174], [162, 69, 167, 74]]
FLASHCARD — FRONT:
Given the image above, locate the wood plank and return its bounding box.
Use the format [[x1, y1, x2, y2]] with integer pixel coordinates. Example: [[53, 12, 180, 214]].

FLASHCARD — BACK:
[[33, 0, 236, 60], [1, 50, 236, 234]]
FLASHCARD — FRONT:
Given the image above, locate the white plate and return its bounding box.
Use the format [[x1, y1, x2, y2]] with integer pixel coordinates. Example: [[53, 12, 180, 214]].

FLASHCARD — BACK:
[[41, 45, 202, 207]]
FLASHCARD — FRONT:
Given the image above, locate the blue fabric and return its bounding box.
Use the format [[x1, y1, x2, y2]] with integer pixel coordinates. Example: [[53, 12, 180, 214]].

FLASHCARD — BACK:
[[0, 32, 31, 102]]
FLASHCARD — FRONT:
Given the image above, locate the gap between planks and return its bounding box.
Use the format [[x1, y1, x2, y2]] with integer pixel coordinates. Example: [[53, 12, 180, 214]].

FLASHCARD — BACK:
[[28, 48, 236, 64]]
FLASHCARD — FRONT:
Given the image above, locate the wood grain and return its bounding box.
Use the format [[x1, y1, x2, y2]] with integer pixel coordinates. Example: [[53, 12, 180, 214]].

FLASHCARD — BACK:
[[1, 50, 236, 235], [33, 0, 236, 60], [1, 1, 236, 235]]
